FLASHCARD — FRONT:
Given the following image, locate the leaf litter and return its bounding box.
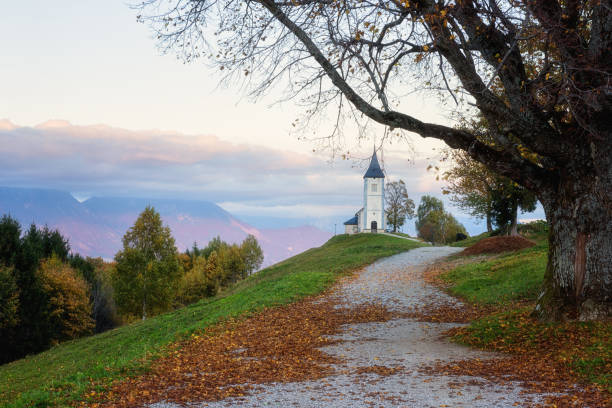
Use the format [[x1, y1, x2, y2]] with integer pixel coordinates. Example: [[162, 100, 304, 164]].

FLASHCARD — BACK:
[[418, 262, 612, 408], [89, 248, 610, 408], [94, 296, 396, 407]]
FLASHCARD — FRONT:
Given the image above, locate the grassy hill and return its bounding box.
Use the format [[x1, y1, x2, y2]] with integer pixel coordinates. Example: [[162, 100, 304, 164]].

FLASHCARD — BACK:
[[0, 234, 422, 408], [440, 230, 611, 394], [443, 235, 548, 304]]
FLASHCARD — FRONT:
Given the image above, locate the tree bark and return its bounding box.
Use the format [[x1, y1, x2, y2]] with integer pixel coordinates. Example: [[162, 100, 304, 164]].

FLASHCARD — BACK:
[[161, 0, 612, 321], [509, 202, 519, 236], [486, 211, 492, 233], [142, 293, 147, 321], [535, 164, 612, 321]]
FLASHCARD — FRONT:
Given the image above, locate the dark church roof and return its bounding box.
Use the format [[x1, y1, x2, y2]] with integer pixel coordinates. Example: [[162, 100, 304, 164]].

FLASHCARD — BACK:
[[343, 216, 358, 225], [363, 150, 385, 178]]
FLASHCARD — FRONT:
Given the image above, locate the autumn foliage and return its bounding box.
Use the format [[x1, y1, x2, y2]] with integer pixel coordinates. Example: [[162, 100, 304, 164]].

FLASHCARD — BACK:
[[415, 195, 467, 244], [178, 235, 264, 305], [138, 0, 612, 321], [96, 297, 392, 407], [459, 235, 536, 256], [0, 216, 97, 364], [420, 251, 612, 407], [439, 310, 612, 407], [38, 256, 94, 344]]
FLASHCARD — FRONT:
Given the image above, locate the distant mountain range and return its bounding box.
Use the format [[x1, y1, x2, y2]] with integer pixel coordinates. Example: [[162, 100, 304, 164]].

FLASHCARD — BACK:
[[0, 187, 332, 266]]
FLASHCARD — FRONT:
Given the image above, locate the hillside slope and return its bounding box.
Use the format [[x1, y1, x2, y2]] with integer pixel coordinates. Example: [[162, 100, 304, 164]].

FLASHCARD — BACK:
[[0, 234, 422, 408]]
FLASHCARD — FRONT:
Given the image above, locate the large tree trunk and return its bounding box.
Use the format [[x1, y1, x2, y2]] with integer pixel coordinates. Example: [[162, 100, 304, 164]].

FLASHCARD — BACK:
[[486, 211, 492, 233], [509, 202, 519, 236], [536, 173, 612, 321], [142, 293, 147, 321]]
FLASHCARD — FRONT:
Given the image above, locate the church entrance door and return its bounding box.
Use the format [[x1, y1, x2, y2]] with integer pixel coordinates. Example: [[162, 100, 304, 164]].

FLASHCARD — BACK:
[[371, 221, 377, 233]]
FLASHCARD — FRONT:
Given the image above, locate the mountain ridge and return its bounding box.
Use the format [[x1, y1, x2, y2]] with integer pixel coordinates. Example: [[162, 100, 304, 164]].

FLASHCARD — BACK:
[[0, 186, 331, 266]]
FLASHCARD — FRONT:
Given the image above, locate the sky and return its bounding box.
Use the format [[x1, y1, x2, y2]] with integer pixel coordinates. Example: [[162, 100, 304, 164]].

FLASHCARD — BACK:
[[0, 1, 544, 235]]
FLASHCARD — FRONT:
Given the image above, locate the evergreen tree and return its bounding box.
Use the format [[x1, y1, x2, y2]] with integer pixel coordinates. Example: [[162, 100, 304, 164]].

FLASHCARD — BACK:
[[0, 215, 21, 266], [0, 266, 19, 331], [8, 224, 70, 361]]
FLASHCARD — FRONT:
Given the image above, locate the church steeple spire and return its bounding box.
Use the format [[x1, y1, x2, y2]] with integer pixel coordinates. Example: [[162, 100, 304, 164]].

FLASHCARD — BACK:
[[363, 149, 385, 179]]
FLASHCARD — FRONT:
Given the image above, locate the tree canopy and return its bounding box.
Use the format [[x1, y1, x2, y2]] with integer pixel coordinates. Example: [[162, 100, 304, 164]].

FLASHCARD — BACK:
[[385, 180, 416, 233], [240, 234, 264, 276], [137, 1, 611, 319], [443, 147, 537, 235], [415, 195, 466, 243], [113, 206, 181, 320], [0, 216, 97, 363]]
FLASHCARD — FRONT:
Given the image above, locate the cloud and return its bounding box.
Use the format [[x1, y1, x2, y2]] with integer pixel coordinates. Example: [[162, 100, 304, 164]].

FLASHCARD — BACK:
[[0, 121, 454, 223], [519, 218, 546, 224], [218, 202, 357, 218], [0, 122, 353, 207]]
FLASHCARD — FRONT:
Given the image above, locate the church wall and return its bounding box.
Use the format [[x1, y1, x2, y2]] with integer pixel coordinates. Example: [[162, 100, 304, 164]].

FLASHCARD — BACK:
[[363, 177, 385, 232], [345, 224, 358, 234]]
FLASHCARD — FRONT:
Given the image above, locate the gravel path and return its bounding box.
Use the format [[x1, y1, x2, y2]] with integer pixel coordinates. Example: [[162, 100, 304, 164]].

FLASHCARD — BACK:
[[153, 247, 549, 408]]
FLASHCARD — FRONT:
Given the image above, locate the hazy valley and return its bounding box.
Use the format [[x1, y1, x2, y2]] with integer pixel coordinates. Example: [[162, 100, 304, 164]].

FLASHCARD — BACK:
[[0, 186, 331, 266]]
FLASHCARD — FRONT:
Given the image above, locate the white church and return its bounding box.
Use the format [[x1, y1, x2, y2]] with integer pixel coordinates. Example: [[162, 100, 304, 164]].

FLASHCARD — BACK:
[[343, 150, 386, 234]]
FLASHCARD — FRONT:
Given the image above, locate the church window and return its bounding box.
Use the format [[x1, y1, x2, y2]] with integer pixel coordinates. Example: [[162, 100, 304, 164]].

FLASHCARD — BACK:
[[371, 183, 377, 192]]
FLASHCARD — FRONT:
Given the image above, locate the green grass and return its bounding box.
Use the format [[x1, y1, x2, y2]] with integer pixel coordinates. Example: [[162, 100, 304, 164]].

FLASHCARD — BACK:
[[442, 232, 611, 393], [0, 234, 422, 408], [443, 229, 549, 304], [441, 243, 547, 304], [451, 308, 612, 393], [387, 231, 414, 239]]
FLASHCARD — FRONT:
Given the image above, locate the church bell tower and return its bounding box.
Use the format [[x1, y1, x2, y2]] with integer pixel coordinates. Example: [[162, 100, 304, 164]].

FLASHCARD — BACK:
[[363, 149, 385, 232]]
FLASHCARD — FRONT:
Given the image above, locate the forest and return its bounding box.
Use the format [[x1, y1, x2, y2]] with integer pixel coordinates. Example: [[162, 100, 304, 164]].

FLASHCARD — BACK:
[[0, 207, 263, 364]]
